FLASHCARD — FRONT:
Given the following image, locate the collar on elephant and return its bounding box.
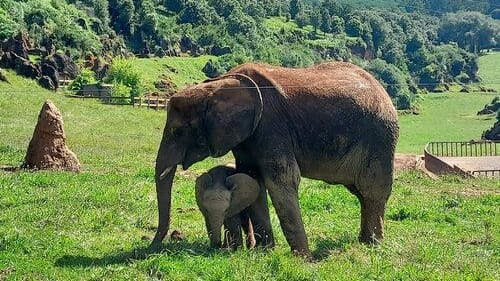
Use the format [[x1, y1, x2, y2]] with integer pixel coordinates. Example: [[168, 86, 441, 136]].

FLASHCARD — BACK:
[[205, 73, 263, 133]]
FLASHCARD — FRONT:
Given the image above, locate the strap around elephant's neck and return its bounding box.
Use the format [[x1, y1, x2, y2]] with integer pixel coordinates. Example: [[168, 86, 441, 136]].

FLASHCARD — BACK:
[[208, 73, 263, 133]]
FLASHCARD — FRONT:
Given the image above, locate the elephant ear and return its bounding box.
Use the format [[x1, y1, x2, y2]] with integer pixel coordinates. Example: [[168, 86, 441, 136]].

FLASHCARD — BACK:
[[225, 173, 260, 217], [204, 74, 263, 157], [195, 173, 212, 207]]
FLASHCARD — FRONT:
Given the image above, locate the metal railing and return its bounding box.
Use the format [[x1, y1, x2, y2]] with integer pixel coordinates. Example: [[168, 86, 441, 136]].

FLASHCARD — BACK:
[[471, 170, 500, 178], [425, 141, 499, 157]]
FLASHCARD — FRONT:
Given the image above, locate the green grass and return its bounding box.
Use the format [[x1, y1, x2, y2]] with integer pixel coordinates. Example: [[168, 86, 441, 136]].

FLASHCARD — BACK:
[[128, 56, 215, 92], [478, 52, 500, 92], [1, 58, 499, 279], [397, 51, 500, 154], [264, 17, 316, 34], [397, 93, 496, 154]]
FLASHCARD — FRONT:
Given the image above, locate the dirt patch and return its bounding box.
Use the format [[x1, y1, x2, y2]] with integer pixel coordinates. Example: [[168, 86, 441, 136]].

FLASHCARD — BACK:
[[394, 154, 424, 171], [394, 154, 437, 178], [460, 186, 500, 196]]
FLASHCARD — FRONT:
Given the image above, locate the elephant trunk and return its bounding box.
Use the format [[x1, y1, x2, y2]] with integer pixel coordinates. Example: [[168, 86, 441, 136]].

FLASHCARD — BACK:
[[150, 138, 183, 247], [207, 215, 224, 248]]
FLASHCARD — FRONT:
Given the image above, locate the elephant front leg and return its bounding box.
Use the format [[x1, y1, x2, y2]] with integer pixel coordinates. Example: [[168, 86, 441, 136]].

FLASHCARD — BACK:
[[261, 158, 311, 258], [245, 182, 275, 248], [223, 215, 243, 250], [359, 198, 387, 243], [233, 149, 275, 248]]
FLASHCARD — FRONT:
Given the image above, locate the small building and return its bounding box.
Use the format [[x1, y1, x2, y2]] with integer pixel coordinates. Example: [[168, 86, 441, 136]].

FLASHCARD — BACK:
[[80, 83, 113, 97]]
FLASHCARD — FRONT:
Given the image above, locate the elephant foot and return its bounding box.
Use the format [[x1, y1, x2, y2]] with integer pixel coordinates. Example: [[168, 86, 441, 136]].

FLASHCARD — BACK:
[[292, 248, 314, 262], [359, 198, 386, 244]]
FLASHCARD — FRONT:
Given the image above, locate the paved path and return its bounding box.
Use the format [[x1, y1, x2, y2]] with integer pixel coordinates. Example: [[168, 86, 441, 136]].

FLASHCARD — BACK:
[[440, 156, 500, 172]]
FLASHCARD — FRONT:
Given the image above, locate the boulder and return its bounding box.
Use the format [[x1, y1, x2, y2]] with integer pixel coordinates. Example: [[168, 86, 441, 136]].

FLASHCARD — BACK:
[[42, 53, 80, 80], [483, 122, 500, 141], [209, 45, 231, 56], [0, 68, 8, 83], [22, 101, 80, 172], [41, 63, 59, 89], [2, 32, 31, 59], [38, 76, 56, 90], [15, 56, 41, 79]]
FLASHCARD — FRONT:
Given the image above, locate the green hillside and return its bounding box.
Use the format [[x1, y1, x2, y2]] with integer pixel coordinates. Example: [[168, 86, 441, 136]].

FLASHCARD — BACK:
[[1, 0, 499, 110]]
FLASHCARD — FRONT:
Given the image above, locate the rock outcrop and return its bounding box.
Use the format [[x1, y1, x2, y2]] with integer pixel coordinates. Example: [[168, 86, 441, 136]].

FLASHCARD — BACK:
[[22, 101, 80, 172], [483, 121, 500, 140], [0, 33, 80, 90], [0, 68, 8, 83]]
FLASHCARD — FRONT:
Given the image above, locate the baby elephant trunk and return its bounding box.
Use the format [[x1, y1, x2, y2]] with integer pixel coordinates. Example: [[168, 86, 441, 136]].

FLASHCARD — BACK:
[[207, 215, 225, 248]]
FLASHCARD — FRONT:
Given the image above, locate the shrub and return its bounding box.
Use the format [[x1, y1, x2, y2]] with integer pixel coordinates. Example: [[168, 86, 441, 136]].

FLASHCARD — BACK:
[[0, 9, 18, 40], [69, 68, 97, 92], [106, 58, 143, 98], [110, 83, 132, 103], [367, 59, 417, 110]]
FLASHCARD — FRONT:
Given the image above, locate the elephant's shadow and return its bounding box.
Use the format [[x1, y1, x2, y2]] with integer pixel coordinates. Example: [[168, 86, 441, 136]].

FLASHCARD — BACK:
[[54, 240, 224, 268], [55, 235, 358, 267], [312, 234, 358, 261]]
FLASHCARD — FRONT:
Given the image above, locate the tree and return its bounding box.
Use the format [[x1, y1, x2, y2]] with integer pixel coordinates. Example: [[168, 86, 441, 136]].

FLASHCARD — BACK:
[[310, 10, 320, 32], [330, 15, 344, 34], [164, 0, 185, 12], [93, 0, 110, 28], [136, 0, 158, 38], [227, 9, 256, 35], [0, 9, 18, 40], [367, 59, 416, 109], [290, 0, 302, 19], [438, 11, 500, 53], [109, 0, 135, 35], [179, 0, 218, 25], [320, 9, 331, 33], [345, 16, 363, 37], [295, 10, 310, 28]]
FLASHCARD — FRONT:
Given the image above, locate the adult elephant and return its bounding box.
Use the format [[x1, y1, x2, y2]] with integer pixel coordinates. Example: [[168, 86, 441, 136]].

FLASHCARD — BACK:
[[152, 62, 399, 257]]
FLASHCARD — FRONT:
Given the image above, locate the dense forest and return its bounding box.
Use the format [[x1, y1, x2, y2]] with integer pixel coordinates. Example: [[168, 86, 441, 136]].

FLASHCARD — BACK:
[[0, 0, 499, 109]]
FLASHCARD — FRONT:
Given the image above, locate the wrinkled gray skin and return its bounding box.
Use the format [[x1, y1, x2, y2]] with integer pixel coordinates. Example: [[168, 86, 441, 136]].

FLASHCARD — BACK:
[[195, 166, 259, 249], [152, 62, 399, 258]]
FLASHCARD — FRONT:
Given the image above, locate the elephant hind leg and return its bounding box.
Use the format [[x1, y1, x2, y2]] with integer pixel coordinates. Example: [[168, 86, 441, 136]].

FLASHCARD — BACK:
[[345, 180, 391, 243]]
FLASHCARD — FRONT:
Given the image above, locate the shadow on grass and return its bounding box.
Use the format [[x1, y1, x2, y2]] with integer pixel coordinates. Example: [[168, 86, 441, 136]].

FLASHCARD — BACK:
[[0, 166, 20, 172], [312, 234, 357, 261], [55, 240, 220, 268]]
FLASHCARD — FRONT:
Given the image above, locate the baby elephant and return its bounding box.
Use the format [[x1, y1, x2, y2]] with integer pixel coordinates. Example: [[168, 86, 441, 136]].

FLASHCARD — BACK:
[[195, 166, 259, 250]]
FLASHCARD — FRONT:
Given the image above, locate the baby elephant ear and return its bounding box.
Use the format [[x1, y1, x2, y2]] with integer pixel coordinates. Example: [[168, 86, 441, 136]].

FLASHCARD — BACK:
[[225, 173, 260, 217], [195, 173, 213, 205]]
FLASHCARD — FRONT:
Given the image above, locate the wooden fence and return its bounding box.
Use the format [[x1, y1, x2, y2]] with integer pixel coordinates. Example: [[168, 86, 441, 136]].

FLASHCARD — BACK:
[[133, 96, 169, 110], [68, 91, 170, 109]]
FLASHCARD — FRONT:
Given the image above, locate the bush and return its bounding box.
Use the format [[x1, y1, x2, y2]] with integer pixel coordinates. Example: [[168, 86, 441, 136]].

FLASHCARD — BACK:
[[106, 58, 143, 98], [366, 59, 417, 110], [110, 83, 132, 103], [0, 9, 18, 40], [69, 68, 97, 92], [202, 52, 251, 77]]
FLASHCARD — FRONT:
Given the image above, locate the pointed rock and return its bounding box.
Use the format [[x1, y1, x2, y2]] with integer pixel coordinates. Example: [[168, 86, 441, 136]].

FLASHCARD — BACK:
[[23, 100, 80, 172]]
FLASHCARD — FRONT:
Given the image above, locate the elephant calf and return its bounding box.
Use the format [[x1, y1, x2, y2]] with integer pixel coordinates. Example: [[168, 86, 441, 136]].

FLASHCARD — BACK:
[[195, 166, 259, 250]]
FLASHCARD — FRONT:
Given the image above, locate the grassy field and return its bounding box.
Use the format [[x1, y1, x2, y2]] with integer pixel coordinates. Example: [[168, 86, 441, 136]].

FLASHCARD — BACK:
[[478, 52, 500, 92], [1, 56, 499, 280], [128, 55, 215, 92]]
